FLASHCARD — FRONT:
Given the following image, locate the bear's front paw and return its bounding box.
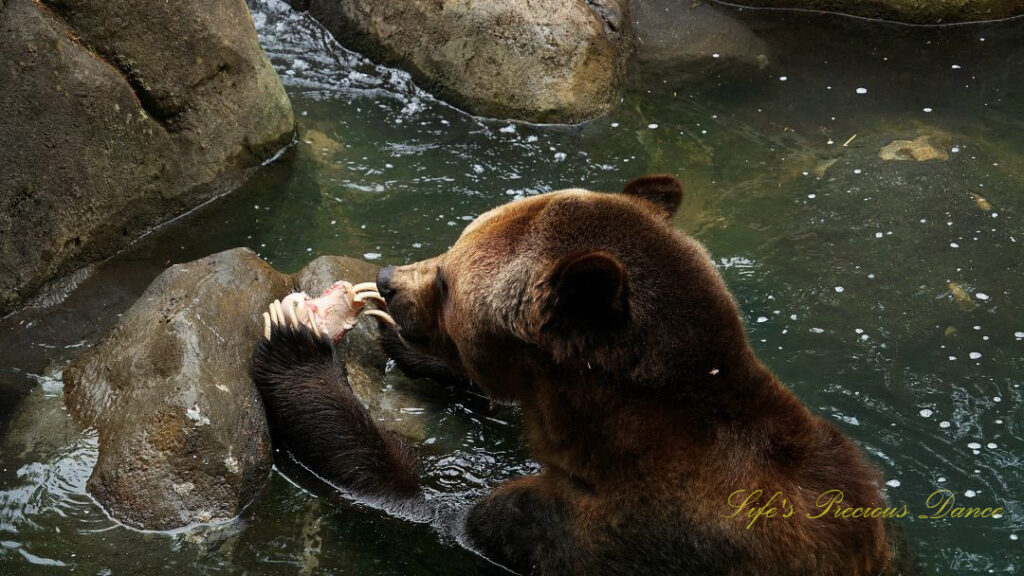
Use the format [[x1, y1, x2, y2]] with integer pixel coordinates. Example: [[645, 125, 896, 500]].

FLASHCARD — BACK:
[[252, 299, 341, 392]]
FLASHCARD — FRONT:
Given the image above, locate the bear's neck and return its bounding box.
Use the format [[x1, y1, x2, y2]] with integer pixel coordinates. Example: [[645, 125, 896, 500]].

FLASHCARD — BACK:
[[520, 347, 802, 487]]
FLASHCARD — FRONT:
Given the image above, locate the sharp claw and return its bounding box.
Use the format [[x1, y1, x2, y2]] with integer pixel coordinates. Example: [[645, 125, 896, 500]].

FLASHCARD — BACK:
[[354, 292, 387, 307], [284, 300, 299, 328], [269, 300, 280, 326], [273, 300, 285, 329], [263, 312, 271, 340], [364, 309, 397, 326], [352, 282, 379, 294]]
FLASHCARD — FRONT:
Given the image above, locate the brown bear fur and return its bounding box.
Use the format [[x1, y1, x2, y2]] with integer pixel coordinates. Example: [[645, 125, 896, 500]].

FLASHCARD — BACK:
[[252, 175, 891, 575]]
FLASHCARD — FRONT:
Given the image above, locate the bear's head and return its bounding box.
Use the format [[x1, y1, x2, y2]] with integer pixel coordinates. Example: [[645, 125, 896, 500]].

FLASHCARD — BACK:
[[377, 175, 752, 403]]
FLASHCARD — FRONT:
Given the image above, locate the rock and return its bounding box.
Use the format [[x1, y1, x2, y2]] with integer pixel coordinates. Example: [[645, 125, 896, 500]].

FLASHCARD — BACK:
[[63, 248, 289, 529], [631, 0, 770, 82], [291, 0, 631, 123], [0, 0, 295, 316], [879, 135, 951, 162], [62, 248, 423, 529], [725, 0, 1023, 24]]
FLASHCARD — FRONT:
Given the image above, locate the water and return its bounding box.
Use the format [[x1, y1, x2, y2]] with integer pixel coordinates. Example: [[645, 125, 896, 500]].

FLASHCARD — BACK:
[[1, 1, 1022, 573]]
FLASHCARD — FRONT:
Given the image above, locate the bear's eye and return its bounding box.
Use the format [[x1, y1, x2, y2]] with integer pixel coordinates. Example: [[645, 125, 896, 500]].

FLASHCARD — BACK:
[[435, 266, 449, 303]]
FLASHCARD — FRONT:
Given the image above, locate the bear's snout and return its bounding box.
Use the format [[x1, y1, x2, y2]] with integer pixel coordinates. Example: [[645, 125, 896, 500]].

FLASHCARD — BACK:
[[376, 266, 396, 303]]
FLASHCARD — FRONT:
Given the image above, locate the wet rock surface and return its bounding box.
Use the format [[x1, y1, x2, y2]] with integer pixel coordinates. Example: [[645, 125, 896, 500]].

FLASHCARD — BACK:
[[61, 248, 423, 529], [631, 0, 771, 83], [0, 0, 295, 315], [725, 0, 1024, 24], [285, 0, 631, 123]]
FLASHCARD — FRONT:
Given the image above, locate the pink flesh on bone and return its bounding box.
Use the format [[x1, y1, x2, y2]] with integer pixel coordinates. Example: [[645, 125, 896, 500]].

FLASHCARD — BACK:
[[281, 280, 364, 341]]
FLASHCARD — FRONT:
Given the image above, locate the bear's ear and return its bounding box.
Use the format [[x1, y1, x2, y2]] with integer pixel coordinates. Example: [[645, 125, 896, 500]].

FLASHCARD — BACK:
[[544, 251, 629, 335], [621, 174, 683, 219]]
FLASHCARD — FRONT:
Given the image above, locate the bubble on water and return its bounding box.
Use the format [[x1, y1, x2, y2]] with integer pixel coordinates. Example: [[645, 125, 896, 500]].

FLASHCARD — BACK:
[[950, 242, 960, 248], [810, 327, 825, 334], [976, 293, 990, 300], [855, 328, 864, 334], [919, 409, 934, 418], [854, 169, 862, 174], [1014, 331, 1024, 339], [756, 316, 768, 323], [807, 193, 816, 198], [610, 122, 619, 128], [499, 124, 516, 133], [712, 53, 721, 58], [969, 352, 982, 360], [939, 421, 951, 428], [938, 477, 946, 483], [472, 164, 484, 174], [856, 87, 868, 94], [964, 490, 977, 498], [834, 286, 844, 293], [1011, 534, 1019, 541], [875, 232, 884, 239], [923, 107, 933, 113], [885, 479, 901, 488], [647, 123, 659, 129], [790, 314, 798, 320], [553, 152, 567, 162], [993, 396, 1001, 403], [948, 356, 957, 361], [952, 64, 962, 69], [779, 76, 788, 82], [968, 442, 981, 450], [363, 252, 381, 260], [986, 443, 997, 449]]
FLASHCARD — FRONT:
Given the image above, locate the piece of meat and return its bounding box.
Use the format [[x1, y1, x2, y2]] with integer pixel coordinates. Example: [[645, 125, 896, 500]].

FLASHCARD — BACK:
[[264, 281, 391, 343]]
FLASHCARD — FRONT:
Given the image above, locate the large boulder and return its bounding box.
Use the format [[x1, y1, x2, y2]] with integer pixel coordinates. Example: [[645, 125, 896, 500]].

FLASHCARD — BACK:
[[631, 0, 770, 83], [725, 0, 1023, 24], [62, 248, 394, 530], [0, 0, 295, 315], [288, 0, 631, 123]]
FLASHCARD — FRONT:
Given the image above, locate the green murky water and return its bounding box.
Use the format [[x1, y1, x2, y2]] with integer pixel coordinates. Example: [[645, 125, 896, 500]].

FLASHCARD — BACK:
[[1, 1, 1022, 573]]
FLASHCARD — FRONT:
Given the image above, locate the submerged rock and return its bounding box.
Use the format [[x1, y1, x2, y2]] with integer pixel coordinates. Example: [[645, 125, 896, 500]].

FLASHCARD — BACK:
[[288, 0, 631, 123], [879, 135, 951, 162], [0, 0, 295, 315], [725, 0, 1023, 24], [62, 248, 401, 530], [631, 0, 771, 83]]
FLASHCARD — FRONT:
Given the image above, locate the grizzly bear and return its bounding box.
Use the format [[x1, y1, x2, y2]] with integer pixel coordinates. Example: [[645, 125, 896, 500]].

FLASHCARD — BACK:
[[251, 175, 891, 575]]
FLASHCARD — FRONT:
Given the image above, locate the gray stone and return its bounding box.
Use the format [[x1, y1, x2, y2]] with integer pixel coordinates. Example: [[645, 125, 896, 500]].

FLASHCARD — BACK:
[[0, 0, 295, 315], [725, 0, 1024, 24], [63, 248, 289, 529], [631, 0, 770, 83], [292, 0, 631, 123]]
